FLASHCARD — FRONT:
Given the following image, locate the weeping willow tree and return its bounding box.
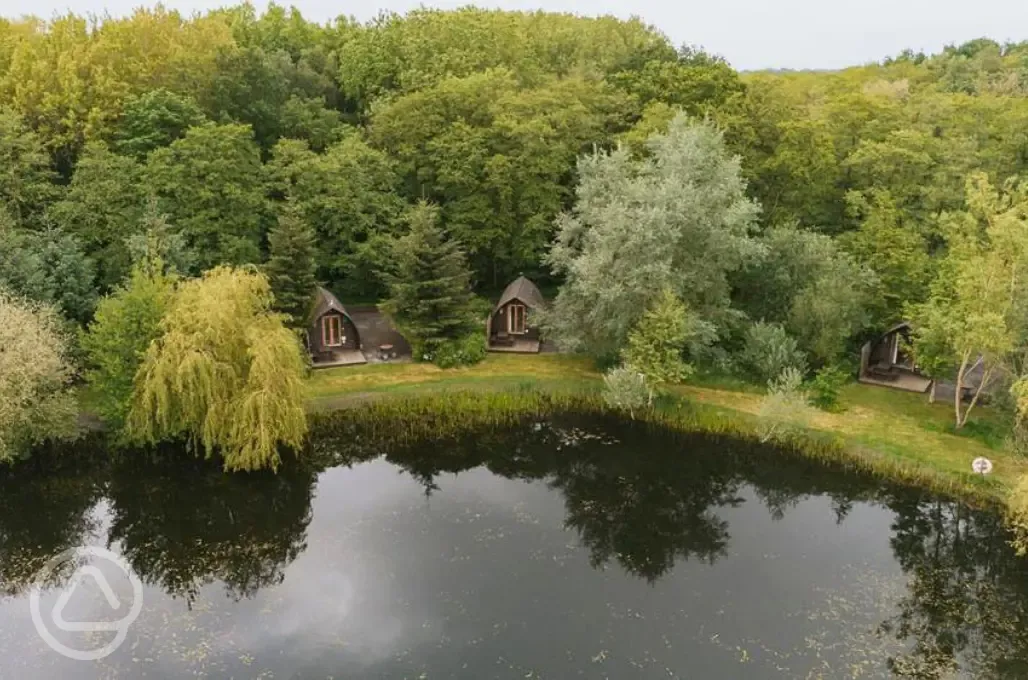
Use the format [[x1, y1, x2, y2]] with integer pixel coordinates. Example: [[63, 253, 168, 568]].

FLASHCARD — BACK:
[[127, 266, 308, 472]]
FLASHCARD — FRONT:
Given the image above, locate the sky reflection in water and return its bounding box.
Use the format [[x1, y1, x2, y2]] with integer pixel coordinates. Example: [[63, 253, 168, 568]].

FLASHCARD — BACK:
[[0, 415, 1026, 678]]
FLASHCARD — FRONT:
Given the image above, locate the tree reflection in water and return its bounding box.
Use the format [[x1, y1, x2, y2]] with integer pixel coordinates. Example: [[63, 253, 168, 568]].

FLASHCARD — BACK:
[[2, 413, 1028, 677], [318, 412, 1028, 677], [105, 451, 317, 604], [0, 442, 105, 596], [881, 494, 1028, 678], [325, 414, 885, 582]]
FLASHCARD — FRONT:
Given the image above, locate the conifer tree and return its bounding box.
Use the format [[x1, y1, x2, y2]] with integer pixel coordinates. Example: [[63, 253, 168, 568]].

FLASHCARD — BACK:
[[383, 202, 480, 360], [265, 202, 318, 329]]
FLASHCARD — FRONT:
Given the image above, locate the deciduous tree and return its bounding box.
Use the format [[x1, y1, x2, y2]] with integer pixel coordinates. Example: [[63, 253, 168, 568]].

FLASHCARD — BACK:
[[128, 266, 308, 471], [81, 261, 175, 433], [622, 289, 705, 389], [910, 173, 1028, 428], [0, 290, 78, 462], [113, 88, 207, 159], [370, 69, 631, 285], [546, 114, 759, 359], [735, 224, 875, 366], [145, 123, 266, 271], [842, 189, 933, 326], [49, 141, 145, 288], [0, 110, 59, 226], [266, 135, 403, 295]]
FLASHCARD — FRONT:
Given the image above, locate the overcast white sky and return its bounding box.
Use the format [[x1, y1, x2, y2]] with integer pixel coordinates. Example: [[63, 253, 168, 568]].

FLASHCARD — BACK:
[[1, 0, 1027, 71]]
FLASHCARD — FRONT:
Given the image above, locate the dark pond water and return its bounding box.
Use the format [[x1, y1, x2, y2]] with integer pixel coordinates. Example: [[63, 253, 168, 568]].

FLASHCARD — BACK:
[[2, 414, 1028, 679]]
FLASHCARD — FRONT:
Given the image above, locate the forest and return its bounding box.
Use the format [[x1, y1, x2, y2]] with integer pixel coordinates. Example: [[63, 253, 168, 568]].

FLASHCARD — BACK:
[[4, 5, 1028, 474]]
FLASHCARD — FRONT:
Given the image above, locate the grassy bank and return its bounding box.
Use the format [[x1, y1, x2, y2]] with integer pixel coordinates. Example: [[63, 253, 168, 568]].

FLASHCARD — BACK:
[[306, 354, 600, 409], [306, 354, 1027, 507]]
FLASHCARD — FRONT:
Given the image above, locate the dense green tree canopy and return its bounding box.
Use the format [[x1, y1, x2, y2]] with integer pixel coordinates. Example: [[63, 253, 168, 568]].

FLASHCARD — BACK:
[[2, 4, 1028, 443], [113, 88, 207, 159], [81, 261, 176, 433], [266, 134, 403, 293], [370, 69, 633, 285], [50, 141, 145, 289], [145, 122, 266, 271]]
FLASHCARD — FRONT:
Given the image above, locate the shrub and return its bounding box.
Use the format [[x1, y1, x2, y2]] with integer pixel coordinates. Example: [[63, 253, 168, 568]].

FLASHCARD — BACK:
[[602, 366, 650, 418], [1009, 419, 1028, 458], [807, 364, 850, 412], [0, 291, 79, 462], [81, 264, 175, 434], [1009, 474, 1028, 556], [757, 367, 813, 443], [622, 289, 694, 388], [431, 333, 487, 369], [741, 321, 807, 383]]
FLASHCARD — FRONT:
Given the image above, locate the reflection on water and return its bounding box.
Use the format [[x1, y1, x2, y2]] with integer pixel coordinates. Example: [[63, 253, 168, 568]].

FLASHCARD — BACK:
[[0, 416, 1027, 677], [106, 454, 315, 603]]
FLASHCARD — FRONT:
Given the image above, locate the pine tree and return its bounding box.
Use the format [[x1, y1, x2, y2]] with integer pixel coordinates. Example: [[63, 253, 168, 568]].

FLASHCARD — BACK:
[[383, 202, 479, 359], [265, 202, 318, 329]]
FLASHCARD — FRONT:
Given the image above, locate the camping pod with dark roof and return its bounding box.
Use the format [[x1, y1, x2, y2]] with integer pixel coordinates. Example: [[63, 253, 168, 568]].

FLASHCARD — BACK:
[[307, 287, 365, 367], [858, 320, 992, 402], [858, 322, 930, 393], [487, 276, 546, 353]]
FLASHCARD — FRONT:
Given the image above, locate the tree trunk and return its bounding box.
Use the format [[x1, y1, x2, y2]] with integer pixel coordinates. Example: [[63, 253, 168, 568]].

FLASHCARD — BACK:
[[960, 367, 994, 431], [929, 380, 937, 404], [954, 354, 969, 429]]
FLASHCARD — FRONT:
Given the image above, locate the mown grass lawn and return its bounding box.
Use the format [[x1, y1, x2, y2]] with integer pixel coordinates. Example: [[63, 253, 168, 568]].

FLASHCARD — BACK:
[[306, 355, 1027, 502], [675, 380, 1026, 500], [306, 354, 601, 410]]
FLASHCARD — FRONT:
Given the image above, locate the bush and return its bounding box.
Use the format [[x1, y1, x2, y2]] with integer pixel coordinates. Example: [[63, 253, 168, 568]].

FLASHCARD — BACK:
[[81, 264, 175, 434], [602, 366, 650, 418], [431, 333, 487, 369], [0, 291, 80, 462], [1009, 419, 1028, 458], [757, 367, 813, 443], [740, 321, 807, 383], [1009, 474, 1028, 556], [807, 364, 849, 412], [621, 288, 696, 389]]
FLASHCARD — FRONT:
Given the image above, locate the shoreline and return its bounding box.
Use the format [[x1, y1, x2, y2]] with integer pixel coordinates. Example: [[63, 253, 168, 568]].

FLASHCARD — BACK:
[[306, 355, 1023, 509]]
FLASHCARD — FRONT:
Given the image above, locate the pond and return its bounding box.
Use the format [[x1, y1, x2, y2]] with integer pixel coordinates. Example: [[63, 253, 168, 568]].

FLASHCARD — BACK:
[[1, 413, 1027, 678]]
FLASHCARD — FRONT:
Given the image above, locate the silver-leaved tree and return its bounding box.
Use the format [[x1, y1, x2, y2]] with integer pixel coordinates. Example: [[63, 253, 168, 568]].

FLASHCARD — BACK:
[[545, 114, 760, 360]]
